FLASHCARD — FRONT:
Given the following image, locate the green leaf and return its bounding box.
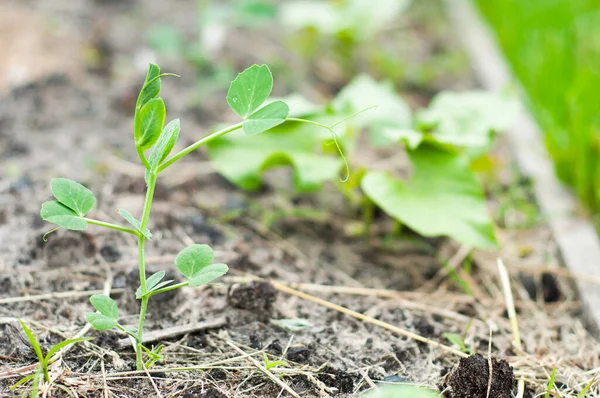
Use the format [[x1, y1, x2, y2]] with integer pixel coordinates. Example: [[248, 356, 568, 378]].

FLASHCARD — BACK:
[[135, 98, 167, 150], [175, 244, 214, 280], [271, 318, 314, 332], [44, 338, 92, 363], [19, 320, 44, 364], [361, 145, 498, 249], [243, 101, 289, 135], [138, 63, 161, 109], [416, 91, 520, 148], [135, 271, 174, 298], [148, 119, 180, 170], [227, 64, 273, 119], [117, 209, 152, 239], [189, 263, 228, 286], [86, 313, 117, 331], [40, 201, 88, 230], [207, 121, 342, 192], [10, 374, 37, 391], [364, 385, 441, 398], [50, 178, 96, 216], [89, 294, 118, 320], [332, 75, 416, 148]]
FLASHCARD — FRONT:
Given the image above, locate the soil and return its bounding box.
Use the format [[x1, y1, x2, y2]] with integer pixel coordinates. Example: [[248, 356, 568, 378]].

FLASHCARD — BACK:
[[1, 0, 599, 397]]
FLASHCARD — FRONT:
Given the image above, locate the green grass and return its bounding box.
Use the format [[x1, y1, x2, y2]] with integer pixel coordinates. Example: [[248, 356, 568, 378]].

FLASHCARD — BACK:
[[473, 0, 600, 215]]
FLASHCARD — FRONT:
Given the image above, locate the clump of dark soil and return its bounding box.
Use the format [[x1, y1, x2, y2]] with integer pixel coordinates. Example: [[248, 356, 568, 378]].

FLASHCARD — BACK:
[[227, 280, 277, 319], [442, 354, 515, 398]]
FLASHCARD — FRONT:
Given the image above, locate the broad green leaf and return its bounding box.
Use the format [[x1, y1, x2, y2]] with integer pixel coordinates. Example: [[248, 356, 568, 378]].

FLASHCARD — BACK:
[[361, 145, 498, 249], [207, 121, 342, 192], [175, 244, 214, 280], [50, 178, 96, 216], [364, 385, 441, 398], [417, 91, 520, 148], [117, 209, 152, 239], [138, 63, 161, 109], [148, 119, 180, 170], [135, 98, 166, 150], [40, 201, 88, 230], [227, 64, 273, 119], [89, 294, 118, 320], [86, 313, 117, 331], [189, 263, 228, 286], [332, 75, 416, 148], [243, 101, 289, 135]]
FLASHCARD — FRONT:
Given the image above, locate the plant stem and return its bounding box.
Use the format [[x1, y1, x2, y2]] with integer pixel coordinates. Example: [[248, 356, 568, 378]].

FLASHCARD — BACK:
[[147, 281, 189, 297], [134, 172, 157, 370], [158, 122, 243, 172], [83, 218, 140, 236]]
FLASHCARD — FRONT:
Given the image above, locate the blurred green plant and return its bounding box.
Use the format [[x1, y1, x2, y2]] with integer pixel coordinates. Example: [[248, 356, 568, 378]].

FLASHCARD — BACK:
[[208, 75, 519, 249], [475, 0, 600, 216], [363, 384, 441, 397], [279, 0, 411, 82]]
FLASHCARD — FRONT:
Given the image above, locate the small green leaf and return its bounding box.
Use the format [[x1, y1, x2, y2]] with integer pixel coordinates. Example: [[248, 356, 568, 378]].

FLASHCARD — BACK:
[[117, 209, 152, 239], [175, 244, 214, 280], [50, 178, 96, 216], [89, 294, 118, 320], [148, 119, 180, 170], [227, 64, 273, 119], [271, 318, 313, 332], [40, 201, 88, 230], [135, 98, 166, 150], [243, 101, 289, 135], [188, 263, 229, 286], [135, 271, 173, 298], [361, 145, 497, 249], [19, 320, 44, 364], [86, 313, 117, 331], [138, 63, 161, 109]]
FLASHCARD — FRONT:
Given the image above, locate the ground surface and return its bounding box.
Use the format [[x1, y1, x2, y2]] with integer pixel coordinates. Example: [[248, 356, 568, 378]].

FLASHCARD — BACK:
[[1, 0, 599, 397]]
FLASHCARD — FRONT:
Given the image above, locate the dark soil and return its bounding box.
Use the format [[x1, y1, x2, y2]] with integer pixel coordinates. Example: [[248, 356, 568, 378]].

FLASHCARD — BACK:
[[0, 0, 597, 397], [443, 354, 515, 398]]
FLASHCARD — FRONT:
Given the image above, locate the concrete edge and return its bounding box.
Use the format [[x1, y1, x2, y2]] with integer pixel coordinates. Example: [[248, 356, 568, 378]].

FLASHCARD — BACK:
[[447, 0, 600, 334]]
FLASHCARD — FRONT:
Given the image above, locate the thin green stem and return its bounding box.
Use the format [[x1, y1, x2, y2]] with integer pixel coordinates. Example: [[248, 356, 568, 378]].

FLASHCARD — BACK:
[[134, 172, 157, 370], [83, 218, 140, 236], [158, 123, 243, 172], [136, 147, 151, 170]]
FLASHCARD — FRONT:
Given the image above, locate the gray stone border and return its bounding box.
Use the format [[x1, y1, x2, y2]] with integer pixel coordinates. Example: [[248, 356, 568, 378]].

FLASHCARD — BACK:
[[448, 0, 600, 334]]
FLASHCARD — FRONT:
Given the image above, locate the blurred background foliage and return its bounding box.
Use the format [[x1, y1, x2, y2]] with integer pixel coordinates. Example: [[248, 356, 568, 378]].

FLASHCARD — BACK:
[[474, 0, 600, 218]]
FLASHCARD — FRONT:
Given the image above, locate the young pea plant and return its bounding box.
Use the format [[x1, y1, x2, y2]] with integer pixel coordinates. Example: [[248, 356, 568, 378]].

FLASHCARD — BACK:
[[11, 320, 91, 394], [40, 63, 341, 370]]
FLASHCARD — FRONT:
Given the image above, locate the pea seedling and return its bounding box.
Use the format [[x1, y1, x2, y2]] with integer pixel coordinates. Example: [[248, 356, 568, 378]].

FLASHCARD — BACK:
[[40, 63, 344, 370]]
